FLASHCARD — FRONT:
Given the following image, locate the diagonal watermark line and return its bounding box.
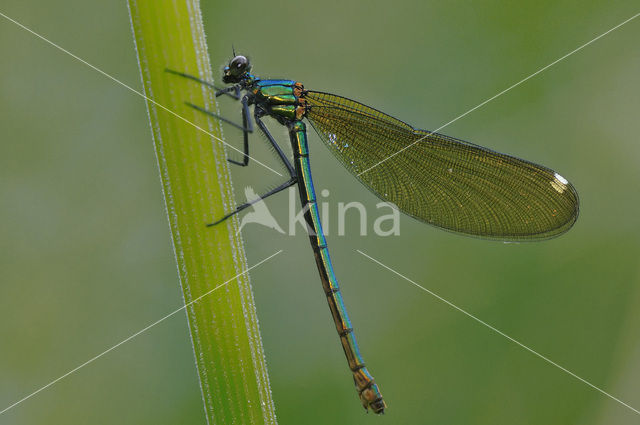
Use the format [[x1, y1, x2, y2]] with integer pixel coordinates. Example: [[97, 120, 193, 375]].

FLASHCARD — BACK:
[[357, 11, 640, 177], [0, 11, 283, 177], [357, 249, 640, 415], [0, 250, 283, 416]]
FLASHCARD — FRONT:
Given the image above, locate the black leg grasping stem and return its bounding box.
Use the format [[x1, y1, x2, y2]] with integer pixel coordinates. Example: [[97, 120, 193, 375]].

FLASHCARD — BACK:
[[207, 177, 297, 226], [164, 68, 241, 99]]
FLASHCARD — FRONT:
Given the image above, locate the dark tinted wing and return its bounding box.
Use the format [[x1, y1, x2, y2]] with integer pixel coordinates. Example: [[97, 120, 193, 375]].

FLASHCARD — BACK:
[[304, 91, 578, 240]]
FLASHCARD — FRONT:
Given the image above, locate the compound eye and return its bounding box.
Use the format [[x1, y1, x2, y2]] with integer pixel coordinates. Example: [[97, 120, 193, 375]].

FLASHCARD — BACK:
[[229, 55, 248, 73]]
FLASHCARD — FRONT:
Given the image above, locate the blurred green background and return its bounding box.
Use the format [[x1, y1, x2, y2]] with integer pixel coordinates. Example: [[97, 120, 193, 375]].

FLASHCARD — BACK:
[[1, 1, 639, 424]]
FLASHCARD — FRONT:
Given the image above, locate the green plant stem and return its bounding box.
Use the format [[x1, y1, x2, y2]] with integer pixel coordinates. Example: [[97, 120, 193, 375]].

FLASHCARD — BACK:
[[128, 1, 277, 423]]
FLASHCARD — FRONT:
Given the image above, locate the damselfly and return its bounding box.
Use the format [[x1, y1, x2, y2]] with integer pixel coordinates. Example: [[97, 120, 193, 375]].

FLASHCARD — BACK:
[[167, 54, 579, 414]]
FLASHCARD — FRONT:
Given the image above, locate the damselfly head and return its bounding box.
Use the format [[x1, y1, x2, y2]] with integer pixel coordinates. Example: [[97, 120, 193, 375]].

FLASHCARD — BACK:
[[223, 55, 251, 83]]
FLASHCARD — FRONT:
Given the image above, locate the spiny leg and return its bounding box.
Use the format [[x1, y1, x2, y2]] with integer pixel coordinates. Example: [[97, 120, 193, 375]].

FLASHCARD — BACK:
[[166, 67, 251, 164], [185, 96, 253, 166], [207, 177, 297, 226], [255, 110, 295, 176], [230, 95, 252, 166], [164, 68, 241, 99], [184, 95, 253, 133], [208, 114, 297, 225]]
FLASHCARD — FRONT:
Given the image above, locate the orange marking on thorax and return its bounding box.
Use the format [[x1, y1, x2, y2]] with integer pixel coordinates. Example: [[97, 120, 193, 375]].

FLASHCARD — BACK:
[[294, 82, 308, 120]]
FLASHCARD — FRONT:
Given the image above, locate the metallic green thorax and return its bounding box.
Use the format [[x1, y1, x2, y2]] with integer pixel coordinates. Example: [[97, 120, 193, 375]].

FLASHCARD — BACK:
[[252, 80, 300, 122]]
